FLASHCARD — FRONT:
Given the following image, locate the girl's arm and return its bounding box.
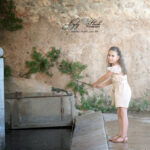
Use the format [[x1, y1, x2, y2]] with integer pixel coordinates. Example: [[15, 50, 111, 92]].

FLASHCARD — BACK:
[[92, 71, 113, 87], [96, 79, 112, 88]]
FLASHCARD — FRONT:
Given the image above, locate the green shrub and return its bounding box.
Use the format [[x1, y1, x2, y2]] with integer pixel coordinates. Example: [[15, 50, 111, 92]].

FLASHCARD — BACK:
[[76, 93, 150, 113], [4, 65, 11, 79], [76, 94, 116, 113], [128, 98, 149, 112], [24, 47, 61, 78]]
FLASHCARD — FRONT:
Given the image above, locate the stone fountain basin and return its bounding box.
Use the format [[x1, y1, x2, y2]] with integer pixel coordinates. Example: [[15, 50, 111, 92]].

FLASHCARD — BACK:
[[5, 92, 75, 129]]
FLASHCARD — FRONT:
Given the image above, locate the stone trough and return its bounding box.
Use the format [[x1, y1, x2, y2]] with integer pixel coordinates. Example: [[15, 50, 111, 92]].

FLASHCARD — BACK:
[[5, 92, 75, 129]]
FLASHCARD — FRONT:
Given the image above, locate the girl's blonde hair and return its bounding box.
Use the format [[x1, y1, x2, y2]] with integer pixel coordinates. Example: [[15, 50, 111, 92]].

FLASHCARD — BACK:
[[108, 46, 127, 74]]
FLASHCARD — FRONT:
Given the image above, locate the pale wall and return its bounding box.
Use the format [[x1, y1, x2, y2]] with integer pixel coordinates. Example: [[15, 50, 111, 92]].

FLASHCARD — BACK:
[[1, 0, 150, 102]]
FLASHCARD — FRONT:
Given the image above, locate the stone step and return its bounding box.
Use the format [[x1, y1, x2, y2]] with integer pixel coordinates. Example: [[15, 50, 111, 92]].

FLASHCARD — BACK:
[[71, 111, 108, 150]]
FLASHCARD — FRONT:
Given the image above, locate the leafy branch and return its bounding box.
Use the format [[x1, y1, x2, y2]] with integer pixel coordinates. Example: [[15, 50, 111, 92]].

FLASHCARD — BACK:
[[23, 47, 61, 78], [58, 59, 90, 98]]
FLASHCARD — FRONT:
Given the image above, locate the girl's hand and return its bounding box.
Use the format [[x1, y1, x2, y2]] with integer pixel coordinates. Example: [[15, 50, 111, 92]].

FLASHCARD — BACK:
[[92, 83, 97, 88], [95, 85, 103, 88]]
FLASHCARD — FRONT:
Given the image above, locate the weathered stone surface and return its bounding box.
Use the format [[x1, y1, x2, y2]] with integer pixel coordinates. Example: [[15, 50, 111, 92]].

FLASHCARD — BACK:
[[5, 77, 53, 93], [71, 111, 108, 150]]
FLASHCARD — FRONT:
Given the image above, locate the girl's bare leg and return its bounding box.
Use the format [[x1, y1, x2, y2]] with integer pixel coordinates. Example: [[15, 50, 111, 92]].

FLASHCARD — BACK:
[[112, 107, 128, 143], [120, 107, 128, 138], [117, 107, 122, 136], [109, 107, 122, 141]]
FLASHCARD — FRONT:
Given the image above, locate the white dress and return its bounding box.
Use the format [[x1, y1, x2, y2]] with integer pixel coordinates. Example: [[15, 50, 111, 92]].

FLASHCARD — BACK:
[[107, 65, 131, 108]]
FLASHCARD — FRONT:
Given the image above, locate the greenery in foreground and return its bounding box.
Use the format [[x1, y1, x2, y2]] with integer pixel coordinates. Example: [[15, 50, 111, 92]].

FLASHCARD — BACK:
[[76, 94, 116, 113], [76, 93, 150, 113]]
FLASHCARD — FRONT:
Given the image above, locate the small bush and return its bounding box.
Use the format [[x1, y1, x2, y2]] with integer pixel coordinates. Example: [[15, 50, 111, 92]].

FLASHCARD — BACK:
[[4, 65, 11, 79], [75, 94, 116, 113], [76, 93, 150, 113], [128, 98, 149, 112]]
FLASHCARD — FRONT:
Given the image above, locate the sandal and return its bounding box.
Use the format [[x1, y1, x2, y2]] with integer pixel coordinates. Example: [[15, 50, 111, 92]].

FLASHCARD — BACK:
[[112, 136, 128, 143], [109, 134, 121, 141]]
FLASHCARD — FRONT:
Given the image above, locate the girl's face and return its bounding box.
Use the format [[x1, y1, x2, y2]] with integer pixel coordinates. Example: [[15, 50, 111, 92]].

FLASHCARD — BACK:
[[107, 50, 120, 65]]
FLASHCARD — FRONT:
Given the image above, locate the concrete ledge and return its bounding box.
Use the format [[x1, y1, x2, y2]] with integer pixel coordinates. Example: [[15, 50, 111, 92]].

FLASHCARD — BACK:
[[71, 111, 108, 150]]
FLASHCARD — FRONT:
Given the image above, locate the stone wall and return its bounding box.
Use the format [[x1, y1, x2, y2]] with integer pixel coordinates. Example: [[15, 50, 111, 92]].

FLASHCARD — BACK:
[[1, 0, 150, 102]]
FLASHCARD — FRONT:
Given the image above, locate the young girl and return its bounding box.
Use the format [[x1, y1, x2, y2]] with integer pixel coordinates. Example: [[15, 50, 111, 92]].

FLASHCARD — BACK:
[[92, 46, 131, 143]]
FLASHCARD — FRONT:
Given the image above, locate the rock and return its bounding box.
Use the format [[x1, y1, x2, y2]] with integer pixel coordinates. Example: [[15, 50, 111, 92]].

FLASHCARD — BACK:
[[39, 0, 51, 7], [29, 15, 40, 23]]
